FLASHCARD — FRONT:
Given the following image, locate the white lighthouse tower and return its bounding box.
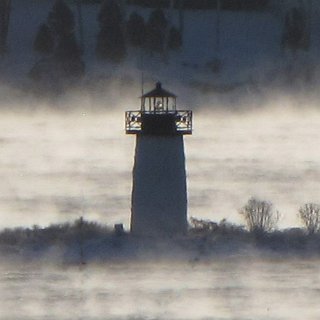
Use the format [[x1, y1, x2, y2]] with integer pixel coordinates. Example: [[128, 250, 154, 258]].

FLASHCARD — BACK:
[[125, 82, 192, 236]]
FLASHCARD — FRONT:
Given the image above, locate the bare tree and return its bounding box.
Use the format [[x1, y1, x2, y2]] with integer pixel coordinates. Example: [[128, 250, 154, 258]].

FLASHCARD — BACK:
[[299, 203, 320, 235], [239, 197, 280, 233]]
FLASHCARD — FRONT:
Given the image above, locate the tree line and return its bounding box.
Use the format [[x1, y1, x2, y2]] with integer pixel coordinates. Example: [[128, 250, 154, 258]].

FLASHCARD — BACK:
[[0, 0, 313, 92], [191, 197, 320, 236], [30, 0, 182, 86], [31, 0, 311, 69], [127, 0, 270, 11]]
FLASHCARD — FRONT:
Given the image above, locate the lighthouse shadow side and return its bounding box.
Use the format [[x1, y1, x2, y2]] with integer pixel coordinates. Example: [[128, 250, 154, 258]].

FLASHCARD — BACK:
[[131, 135, 188, 237]]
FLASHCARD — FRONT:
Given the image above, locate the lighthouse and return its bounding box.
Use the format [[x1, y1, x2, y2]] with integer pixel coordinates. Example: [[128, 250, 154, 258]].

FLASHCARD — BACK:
[[125, 82, 192, 236]]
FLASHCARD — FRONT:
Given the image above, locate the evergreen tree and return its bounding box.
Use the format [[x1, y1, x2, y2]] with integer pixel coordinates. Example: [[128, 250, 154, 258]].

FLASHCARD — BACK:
[[30, 0, 84, 87], [281, 6, 310, 53], [48, 0, 84, 73], [168, 26, 182, 50], [0, 0, 10, 56], [33, 23, 54, 55], [55, 34, 84, 77], [126, 12, 146, 48], [48, 0, 75, 38], [55, 34, 80, 61], [146, 9, 167, 54], [96, 0, 126, 62]]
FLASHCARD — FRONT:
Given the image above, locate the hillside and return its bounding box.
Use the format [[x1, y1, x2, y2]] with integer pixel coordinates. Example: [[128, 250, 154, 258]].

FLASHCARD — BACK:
[[0, 0, 319, 105]]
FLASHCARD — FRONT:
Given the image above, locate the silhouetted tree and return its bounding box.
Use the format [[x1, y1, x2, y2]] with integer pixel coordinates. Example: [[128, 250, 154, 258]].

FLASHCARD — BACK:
[[0, 0, 10, 56], [168, 26, 182, 50], [76, 0, 84, 51], [146, 8, 167, 54], [239, 198, 280, 233], [55, 34, 84, 77], [48, 0, 75, 38], [33, 23, 54, 55], [299, 203, 320, 235], [126, 12, 146, 47], [282, 6, 310, 53], [30, 0, 84, 90], [96, 0, 126, 62], [48, 0, 83, 61]]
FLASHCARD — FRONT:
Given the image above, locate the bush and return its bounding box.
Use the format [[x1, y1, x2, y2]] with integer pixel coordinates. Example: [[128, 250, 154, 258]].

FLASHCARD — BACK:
[[239, 197, 280, 233], [189, 217, 218, 234], [299, 203, 320, 235]]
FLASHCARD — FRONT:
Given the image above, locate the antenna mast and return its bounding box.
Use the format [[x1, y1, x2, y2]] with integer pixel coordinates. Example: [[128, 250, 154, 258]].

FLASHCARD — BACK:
[[140, 48, 144, 96]]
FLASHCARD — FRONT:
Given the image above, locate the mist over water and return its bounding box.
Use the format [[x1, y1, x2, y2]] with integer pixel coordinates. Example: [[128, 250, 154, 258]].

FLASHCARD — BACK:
[[1, 94, 320, 230], [1, 90, 320, 319], [1, 258, 320, 320]]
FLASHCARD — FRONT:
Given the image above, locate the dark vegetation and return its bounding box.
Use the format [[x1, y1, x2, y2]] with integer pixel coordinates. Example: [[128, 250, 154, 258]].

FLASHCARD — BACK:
[[188, 217, 316, 256], [0, 218, 112, 248], [31, 0, 85, 92], [126, 12, 146, 48], [145, 9, 168, 54], [29, 0, 308, 69], [0, 0, 11, 56], [188, 198, 320, 257], [1, 198, 320, 262], [239, 197, 280, 233], [281, 6, 310, 53], [96, 0, 127, 62], [29, 0, 182, 93], [0, 0, 312, 96], [126, 0, 270, 11]]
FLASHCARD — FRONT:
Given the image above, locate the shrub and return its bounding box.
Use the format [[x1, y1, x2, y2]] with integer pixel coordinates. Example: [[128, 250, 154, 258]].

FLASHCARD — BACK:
[[298, 203, 320, 235], [239, 197, 280, 233], [189, 217, 218, 234]]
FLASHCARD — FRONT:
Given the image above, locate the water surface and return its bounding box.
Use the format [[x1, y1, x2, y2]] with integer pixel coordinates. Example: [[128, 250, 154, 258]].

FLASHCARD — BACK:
[[1, 258, 320, 319], [0, 109, 319, 229]]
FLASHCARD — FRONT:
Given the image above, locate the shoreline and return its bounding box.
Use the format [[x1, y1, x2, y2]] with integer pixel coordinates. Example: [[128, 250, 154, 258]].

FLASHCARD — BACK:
[[0, 218, 319, 264]]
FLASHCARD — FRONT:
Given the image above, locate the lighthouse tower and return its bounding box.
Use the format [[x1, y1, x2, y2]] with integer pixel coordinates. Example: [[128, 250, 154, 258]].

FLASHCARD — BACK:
[[125, 82, 192, 236]]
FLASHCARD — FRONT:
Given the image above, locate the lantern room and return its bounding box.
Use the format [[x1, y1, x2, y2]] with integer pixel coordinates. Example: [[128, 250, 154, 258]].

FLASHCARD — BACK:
[[141, 81, 177, 112], [125, 82, 192, 135]]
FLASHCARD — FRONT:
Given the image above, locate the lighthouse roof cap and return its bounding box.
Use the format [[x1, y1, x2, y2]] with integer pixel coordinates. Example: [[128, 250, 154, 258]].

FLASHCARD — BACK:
[[141, 82, 177, 98]]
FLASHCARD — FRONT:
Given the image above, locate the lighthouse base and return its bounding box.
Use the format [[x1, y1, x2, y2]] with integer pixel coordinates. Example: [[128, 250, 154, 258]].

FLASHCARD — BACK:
[[131, 135, 188, 237]]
